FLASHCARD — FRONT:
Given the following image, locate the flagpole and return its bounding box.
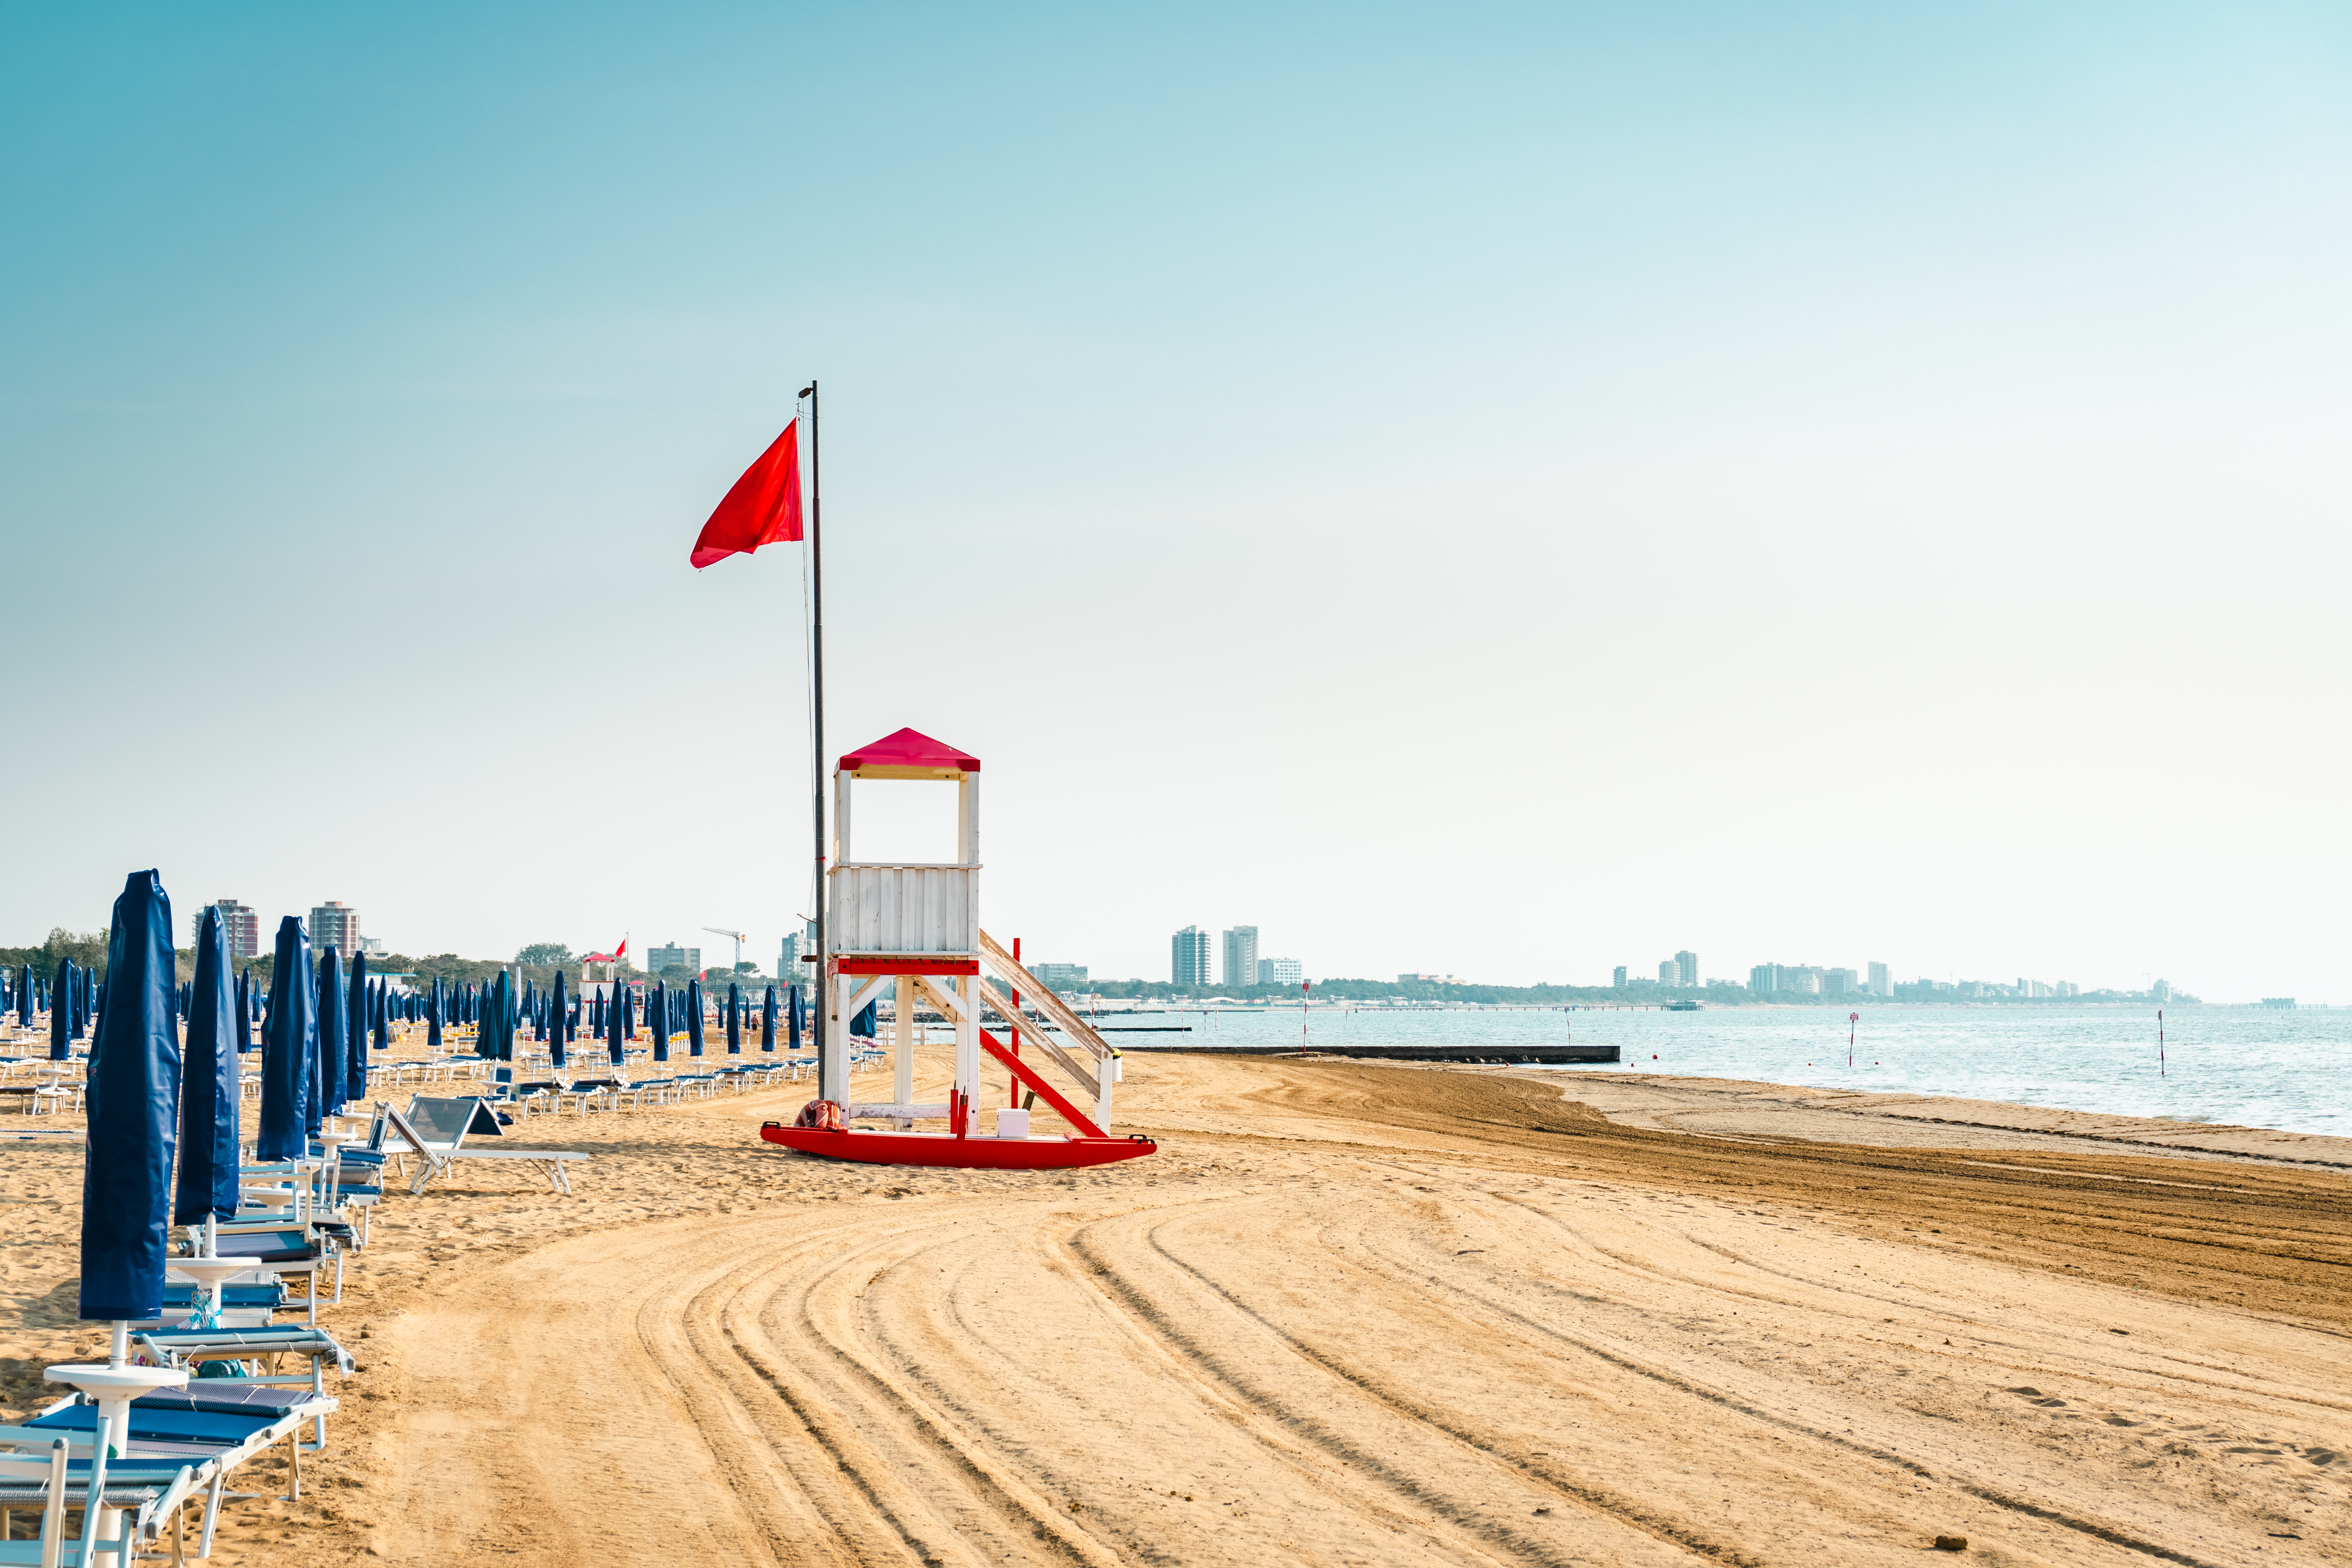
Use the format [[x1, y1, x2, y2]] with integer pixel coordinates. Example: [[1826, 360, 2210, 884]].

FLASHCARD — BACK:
[[803, 379, 829, 1101]]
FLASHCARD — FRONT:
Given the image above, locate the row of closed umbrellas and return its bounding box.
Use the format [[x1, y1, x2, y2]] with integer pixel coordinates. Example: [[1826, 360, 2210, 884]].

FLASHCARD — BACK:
[[73, 871, 829, 1330]]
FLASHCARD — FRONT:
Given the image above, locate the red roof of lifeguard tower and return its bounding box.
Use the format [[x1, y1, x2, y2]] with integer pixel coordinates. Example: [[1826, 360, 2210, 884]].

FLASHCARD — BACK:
[[838, 727, 980, 780]]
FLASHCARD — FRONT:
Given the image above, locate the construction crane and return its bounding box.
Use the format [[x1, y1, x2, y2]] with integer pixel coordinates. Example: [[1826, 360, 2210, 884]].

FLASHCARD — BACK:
[[703, 926, 747, 975]]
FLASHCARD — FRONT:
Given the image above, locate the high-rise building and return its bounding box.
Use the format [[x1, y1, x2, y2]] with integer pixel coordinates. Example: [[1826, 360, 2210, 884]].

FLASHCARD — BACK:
[[207, 900, 260, 966], [1657, 959, 1677, 985], [1750, 963, 1782, 994], [649, 943, 702, 977], [1613, 965, 1628, 988], [1675, 950, 1698, 987], [1867, 961, 1891, 997], [1257, 957, 1303, 986], [778, 933, 804, 975], [2151, 979, 2172, 1002], [310, 902, 360, 958], [1172, 926, 1213, 985], [1823, 967, 1856, 996], [1032, 962, 1089, 989], [1223, 926, 1260, 990]]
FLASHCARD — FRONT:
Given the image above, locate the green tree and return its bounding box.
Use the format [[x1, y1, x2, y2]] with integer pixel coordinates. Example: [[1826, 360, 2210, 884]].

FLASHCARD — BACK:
[[515, 942, 574, 968]]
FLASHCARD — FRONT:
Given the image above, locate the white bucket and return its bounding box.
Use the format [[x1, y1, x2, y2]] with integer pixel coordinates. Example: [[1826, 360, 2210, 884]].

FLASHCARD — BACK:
[[996, 1108, 1031, 1139]]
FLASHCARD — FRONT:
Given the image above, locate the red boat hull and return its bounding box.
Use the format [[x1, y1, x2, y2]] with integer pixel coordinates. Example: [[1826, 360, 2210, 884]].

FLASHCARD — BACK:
[[760, 1123, 1157, 1169]]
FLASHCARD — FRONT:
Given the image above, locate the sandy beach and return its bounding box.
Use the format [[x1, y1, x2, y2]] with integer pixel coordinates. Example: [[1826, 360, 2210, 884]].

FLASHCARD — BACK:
[[6, 1047, 2350, 1565]]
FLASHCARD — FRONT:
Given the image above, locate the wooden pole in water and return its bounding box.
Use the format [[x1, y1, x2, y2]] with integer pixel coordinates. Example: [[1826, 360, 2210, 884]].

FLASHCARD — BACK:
[[1302, 979, 1310, 1040], [1849, 1011, 1858, 1069], [2158, 1008, 2165, 1077]]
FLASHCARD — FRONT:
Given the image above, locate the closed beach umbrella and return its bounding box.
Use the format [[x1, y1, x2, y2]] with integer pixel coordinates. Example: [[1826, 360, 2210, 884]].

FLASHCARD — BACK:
[[348, 982, 372, 1105], [175, 906, 239, 1225], [608, 983, 628, 1066], [16, 963, 30, 1028], [348, 951, 370, 1060], [373, 981, 390, 1057], [426, 974, 443, 1053], [314, 947, 348, 1129], [549, 970, 568, 1071], [80, 870, 182, 1326], [762, 985, 776, 1053], [687, 978, 705, 1057], [788, 983, 802, 1051], [851, 998, 878, 1038], [49, 957, 72, 1059], [649, 980, 668, 1062], [726, 982, 742, 1054], [234, 969, 251, 1052], [482, 972, 506, 1060], [257, 916, 313, 1161]]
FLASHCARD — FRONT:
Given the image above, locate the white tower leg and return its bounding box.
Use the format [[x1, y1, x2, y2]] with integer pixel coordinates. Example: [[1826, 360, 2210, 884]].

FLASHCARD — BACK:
[[822, 971, 848, 1105], [893, 975, 915, 1119]]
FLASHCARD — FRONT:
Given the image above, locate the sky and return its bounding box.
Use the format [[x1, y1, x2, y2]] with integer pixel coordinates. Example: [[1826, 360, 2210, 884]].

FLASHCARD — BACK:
[[4, 2, 2349, 1001]]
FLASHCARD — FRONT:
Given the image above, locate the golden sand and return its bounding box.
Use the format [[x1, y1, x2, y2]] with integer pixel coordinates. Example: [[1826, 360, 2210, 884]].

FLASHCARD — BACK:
[[5, 1047, 2351, 1564]]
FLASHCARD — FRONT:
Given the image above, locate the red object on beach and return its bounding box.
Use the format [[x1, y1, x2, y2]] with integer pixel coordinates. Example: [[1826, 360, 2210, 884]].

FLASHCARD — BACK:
[[838, 726, 981, 777], [759, 1123, 1157, 1169], [691, 420, 804, 568], [794, 1098, 846, 1132]]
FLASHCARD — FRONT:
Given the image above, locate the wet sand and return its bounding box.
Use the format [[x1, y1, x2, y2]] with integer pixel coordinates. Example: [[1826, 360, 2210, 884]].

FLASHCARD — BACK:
[[4, 1047, 2350, 1564]]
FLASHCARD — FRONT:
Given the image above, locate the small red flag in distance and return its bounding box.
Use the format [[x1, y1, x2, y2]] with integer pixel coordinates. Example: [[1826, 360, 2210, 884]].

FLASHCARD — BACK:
[[690, 420, 803, 568]]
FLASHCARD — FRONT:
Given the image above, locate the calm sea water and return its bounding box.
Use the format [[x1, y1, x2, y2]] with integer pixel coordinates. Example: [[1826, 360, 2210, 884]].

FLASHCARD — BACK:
[[1097, 1003, 2352, 1138]]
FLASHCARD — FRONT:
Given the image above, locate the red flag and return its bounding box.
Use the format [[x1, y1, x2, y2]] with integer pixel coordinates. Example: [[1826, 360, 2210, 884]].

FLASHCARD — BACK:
[[690, 420, 803, 568]]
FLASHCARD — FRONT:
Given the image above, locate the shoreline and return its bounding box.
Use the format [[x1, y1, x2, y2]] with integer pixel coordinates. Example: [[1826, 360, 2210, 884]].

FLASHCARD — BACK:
[[1501, 1068, 2352, 1170]]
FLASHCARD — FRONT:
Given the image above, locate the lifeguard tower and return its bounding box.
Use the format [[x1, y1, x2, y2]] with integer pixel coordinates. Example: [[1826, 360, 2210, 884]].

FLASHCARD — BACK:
[[761, 727, 1153, 1168]]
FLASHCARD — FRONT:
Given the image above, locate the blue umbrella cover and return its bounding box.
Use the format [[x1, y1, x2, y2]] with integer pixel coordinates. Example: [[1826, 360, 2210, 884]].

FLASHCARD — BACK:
[[686, 978, 705, 1057], [761, 985, 776, 1053], [175, 906, 239, 1225], [79, 871, 182, 1322], [257, 917, 313, 1161], [49, 958, 72, 1059], [314, 948, 348, 1129], [549, 970, 568, 1071]]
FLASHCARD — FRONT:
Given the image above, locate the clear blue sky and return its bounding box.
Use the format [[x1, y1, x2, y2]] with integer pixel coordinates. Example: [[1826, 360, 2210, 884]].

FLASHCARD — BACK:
[[5, 3, 2348, 999]]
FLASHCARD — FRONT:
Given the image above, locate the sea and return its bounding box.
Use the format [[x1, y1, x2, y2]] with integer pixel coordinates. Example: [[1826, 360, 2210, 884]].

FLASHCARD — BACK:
[[1083, 1003, 2352, 1139]]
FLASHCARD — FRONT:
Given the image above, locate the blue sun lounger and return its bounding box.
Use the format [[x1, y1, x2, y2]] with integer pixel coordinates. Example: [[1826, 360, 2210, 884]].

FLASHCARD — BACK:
[[0, 1383, 334, 1562]]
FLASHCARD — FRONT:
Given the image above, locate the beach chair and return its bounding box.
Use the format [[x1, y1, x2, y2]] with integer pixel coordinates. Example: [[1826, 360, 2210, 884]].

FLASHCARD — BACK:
[[0, 1383, 338, 1560], [131, 1326, 354, 1451], [0, 1438, 165, 1568], [393, 1098, 590, 1195]]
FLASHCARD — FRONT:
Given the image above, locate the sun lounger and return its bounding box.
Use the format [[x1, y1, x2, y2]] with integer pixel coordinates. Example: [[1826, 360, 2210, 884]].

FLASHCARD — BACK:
[[0, 1384, 336, 1561], [171, 1227, 336, 1322], [131, 1327, 354, 1450], [394, 1098, 590, 1195], [0, 1439, 163, 1568]]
